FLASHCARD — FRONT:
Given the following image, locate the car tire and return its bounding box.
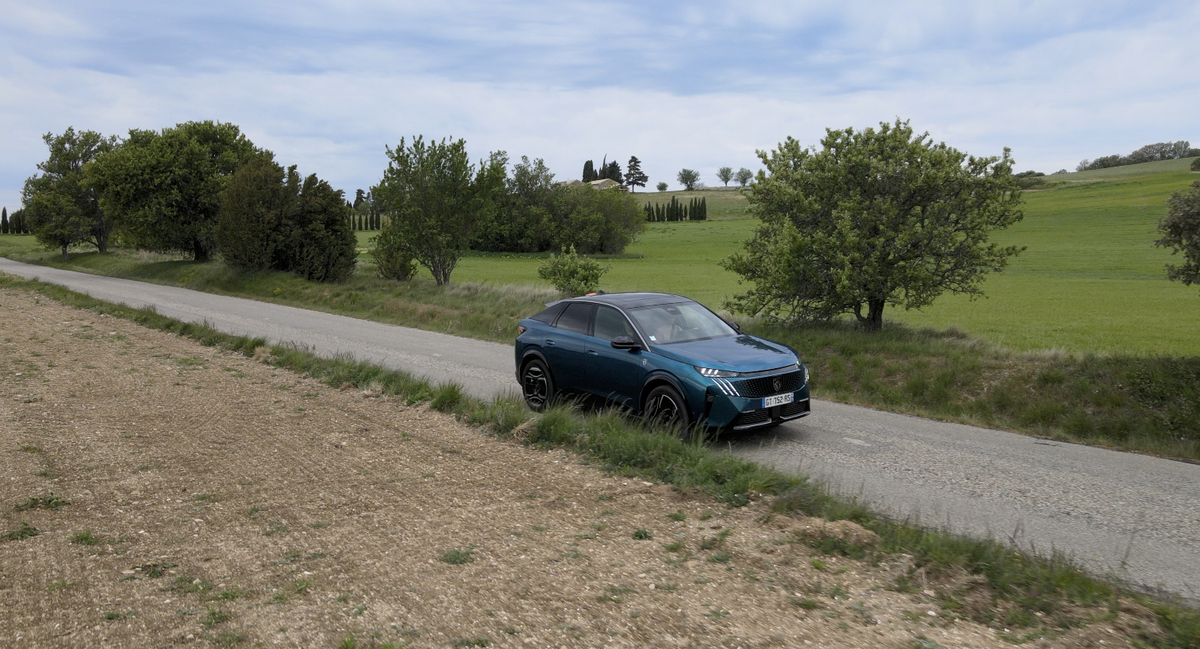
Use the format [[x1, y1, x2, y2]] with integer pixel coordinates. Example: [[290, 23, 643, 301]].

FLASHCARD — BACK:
[[521, 358, 555, 412], [643, 384, 690, 430]]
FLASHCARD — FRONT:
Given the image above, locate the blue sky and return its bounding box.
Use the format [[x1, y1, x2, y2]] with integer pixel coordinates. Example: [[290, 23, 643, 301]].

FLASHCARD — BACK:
[[2, 0, 1197, 212]]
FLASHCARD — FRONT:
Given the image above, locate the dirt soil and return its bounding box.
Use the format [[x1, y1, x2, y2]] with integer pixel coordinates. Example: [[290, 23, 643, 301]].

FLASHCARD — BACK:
[[0, 286, 1149, 648]]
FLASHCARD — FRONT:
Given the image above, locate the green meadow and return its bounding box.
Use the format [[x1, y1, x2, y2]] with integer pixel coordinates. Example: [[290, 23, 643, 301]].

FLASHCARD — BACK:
[[436, 158, 1200, 356]]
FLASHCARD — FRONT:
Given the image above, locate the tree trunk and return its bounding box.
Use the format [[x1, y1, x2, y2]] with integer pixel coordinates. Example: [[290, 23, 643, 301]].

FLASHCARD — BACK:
[[61, 245, 69, 261], [193, 240, 210, 262], [854, 298, 886, 332]]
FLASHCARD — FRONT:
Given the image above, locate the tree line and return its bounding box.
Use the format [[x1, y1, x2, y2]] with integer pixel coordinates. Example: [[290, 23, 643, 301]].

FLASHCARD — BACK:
[[1077, 140, 1199, 172], [15, 123, 646, 287]]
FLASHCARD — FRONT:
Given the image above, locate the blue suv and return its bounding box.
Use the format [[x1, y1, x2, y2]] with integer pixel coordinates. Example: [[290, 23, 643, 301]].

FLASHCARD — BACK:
[[515, 292, 810, 430]]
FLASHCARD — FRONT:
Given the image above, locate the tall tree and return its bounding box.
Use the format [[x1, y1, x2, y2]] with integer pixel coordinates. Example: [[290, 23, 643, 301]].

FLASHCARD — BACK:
[[1156, 180, 1200, 295], [625, 156, 648, 192], [1, 207, 7, 234], [676, 168, 700, 191], [716, 167, 733, 186], [21, 127, 118, 259], [735, 167, 753, 187], [582, 160, 597, 182], [603, 160, 623, 184], [88, 120, 261, 261], [722, 119, 1024, 331], [372, 136, 505, 285]]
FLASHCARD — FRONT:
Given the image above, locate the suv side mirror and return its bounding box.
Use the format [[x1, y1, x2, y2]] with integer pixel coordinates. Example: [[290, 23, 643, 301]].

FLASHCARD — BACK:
[[610, 336, 641, 351], [726, 320, 741, 332]]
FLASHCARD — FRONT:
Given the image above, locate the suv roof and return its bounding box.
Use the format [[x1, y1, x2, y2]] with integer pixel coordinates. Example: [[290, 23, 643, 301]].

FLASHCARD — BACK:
[[553, 292, 693, 310]]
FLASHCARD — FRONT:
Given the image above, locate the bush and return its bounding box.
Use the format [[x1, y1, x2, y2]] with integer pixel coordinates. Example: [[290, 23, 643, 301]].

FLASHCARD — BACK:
[[538, 246, 609, 295], [1191, 157, 1200, 171], [370, 224, 417, 280], [216, 160, 357, 282]]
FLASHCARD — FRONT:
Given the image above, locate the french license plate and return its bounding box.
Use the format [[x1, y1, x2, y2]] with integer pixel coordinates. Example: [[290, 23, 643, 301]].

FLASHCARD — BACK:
[[763, 393, 794, 408]]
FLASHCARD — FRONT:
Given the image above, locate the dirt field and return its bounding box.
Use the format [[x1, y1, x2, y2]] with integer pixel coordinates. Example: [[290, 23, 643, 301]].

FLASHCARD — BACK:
[[0, 286, 1148, 648]]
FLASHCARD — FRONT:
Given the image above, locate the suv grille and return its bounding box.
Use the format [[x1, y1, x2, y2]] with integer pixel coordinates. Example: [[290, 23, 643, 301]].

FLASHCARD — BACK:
[[732, 370, 803, 398]]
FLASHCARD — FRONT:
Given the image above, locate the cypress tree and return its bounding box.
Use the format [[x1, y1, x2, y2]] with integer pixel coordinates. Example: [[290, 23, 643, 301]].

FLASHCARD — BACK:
[[1, 207, 7, 234], [582, 160, 596, 182]]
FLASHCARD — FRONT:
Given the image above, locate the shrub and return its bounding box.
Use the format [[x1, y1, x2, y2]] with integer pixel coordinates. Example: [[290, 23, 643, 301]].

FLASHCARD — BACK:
[[1192, 157, 1200, 171], [537, 246, 608, 295], [217, 160, 357, 282], [370, 226, 417, 280]]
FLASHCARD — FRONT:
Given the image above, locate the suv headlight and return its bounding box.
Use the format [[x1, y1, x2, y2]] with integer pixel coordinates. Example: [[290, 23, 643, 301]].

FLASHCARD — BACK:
[[695, 366, 741, 378]]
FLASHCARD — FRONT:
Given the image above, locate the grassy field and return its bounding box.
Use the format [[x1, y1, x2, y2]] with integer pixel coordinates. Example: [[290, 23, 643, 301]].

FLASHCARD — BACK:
[[437, 159, 1200, 356]]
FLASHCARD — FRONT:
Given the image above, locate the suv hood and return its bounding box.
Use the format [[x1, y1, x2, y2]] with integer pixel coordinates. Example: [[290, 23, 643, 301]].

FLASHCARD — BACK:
[[651, 334, 796, 373]]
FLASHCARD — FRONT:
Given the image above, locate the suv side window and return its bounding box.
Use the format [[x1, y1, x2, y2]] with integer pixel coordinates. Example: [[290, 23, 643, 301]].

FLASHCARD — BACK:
[[554, 302, 594, 335], [530, 302, 567, 324], [593, 305, 637, 342]]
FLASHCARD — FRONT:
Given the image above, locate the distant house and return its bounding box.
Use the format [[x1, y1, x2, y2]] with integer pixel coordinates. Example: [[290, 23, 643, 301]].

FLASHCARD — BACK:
[[559, 179, 584, 187], [588, 178, 624, 190]]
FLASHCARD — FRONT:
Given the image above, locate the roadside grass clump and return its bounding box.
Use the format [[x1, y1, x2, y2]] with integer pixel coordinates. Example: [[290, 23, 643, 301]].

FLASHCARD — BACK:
[[4, 275, 1198, 648]]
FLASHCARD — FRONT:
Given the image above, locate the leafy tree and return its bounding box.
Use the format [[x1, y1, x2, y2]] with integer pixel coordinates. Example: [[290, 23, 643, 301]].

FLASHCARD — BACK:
[[21, 128, 118, 259], [656, 182, 668, 192], [372, 136, 505, 285], [722, 119, 1024, 331], [217, 156, 357, 281], [1156, 180, 1200, 295], [353, 189, 366, 209], [716, 167, 733, 186], [281, 171, 359, 282], [677, 169, 699, 190], [472, 155, 555, 253], [1192, 158, 1200, 172], [546, 183, 644, 254], [582, 160, 597, 182], [735, 167, 753, 187], [1, 207, 7, 234], [625, 156, 648, 192], [88, 120, 261, 261]]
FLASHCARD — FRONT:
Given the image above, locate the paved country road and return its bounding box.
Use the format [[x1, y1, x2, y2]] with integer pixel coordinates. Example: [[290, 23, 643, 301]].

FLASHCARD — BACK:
[[2, 257, 1197, 605]]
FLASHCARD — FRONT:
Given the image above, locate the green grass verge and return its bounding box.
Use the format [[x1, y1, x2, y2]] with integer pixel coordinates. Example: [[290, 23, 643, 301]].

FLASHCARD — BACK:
[[752, 321, 1200, 460], [2, 272, 1196, 646]]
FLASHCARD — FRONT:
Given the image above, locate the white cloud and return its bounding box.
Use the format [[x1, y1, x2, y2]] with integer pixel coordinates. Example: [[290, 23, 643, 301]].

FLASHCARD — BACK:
[[1, 0, 1198, 211]]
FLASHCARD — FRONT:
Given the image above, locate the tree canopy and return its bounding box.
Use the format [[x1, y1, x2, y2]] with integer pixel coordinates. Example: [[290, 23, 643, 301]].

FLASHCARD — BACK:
[[372, 136, 506, 285], [21, 128, 117, 259], [625, 156, 648, 192], [716, 167, 733, 186], [722, 119, 1024, 331], [216, 157, 358, 282], [1156, 180, 1200, 295], [735, 167, 753, 187], [88, 120, 261, 261], [677, 168, 699, 190]]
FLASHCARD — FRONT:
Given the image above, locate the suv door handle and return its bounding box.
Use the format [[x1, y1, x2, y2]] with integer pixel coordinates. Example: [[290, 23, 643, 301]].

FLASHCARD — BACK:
[[546, 339, 556, 346], [587, 350, 599, 356]]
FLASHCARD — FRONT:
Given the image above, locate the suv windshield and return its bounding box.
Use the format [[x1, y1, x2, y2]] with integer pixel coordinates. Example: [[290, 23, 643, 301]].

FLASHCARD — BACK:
[[626, 301, 735, 345]]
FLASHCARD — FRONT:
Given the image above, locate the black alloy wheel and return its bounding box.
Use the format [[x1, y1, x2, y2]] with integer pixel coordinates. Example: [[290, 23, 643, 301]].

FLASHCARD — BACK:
[[521, 359, 554, 411], [643, 384, 690, 430]]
